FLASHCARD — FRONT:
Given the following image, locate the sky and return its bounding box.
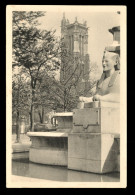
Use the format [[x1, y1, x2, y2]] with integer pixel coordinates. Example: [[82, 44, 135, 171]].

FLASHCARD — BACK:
[[36, 6, 120, 77]]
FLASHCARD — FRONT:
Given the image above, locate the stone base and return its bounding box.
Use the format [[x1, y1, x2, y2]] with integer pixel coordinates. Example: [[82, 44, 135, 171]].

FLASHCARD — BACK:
[[27, 132, 120, 173], [68, 133, 119, 174], [68, 158, 117, 174], [29, 147, 68, 166], [27, 132, 68, 166]]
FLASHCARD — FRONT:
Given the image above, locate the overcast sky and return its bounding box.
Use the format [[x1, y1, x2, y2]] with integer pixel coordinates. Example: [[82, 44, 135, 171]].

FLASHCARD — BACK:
[[35, 6, 120, 78]]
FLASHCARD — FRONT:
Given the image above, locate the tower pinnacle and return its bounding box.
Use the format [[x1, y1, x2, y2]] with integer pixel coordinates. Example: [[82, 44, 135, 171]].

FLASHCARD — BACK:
[[75, 17, 78, 22]]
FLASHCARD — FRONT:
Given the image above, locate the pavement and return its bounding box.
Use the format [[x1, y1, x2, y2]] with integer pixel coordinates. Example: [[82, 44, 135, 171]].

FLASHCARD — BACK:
[[8, 175, 122, 188]]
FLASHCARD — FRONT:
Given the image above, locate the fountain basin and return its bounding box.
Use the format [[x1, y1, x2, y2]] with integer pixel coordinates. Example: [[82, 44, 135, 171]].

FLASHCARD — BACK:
[[27, 132, 68, 166]]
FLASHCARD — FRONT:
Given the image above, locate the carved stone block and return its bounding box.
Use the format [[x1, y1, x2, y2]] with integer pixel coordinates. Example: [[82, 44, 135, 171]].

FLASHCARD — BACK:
[[73, 106, 120, 134], [68, 133, 119, 173]]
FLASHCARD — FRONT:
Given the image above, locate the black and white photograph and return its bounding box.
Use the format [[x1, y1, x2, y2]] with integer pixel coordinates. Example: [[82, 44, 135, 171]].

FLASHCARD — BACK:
[[6, 5, 127, 188]]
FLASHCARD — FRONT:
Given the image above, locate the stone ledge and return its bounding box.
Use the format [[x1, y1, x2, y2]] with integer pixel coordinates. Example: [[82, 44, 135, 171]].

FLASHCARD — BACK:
[[53, 112, 73, 117], [27, 132, 68, 137], [30, 146, 67, 151], [84, 101, 120, 108]]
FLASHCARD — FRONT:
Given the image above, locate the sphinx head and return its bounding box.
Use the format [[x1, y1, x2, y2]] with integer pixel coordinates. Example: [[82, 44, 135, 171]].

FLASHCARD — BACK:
[[102, 51, 120, 72]]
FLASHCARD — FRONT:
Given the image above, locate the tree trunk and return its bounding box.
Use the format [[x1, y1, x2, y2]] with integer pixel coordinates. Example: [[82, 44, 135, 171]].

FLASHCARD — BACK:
[[30, 88, 35, 131], [38, 110, 42, 123], [41, 106, 45, 123], [15, 111, 20, 143], [30, 104, 34, 131], [63, 89, 66, 112]]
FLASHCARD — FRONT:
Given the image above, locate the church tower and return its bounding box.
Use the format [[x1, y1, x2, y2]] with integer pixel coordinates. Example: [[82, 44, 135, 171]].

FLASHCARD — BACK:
[[60, 13, 90, 84]]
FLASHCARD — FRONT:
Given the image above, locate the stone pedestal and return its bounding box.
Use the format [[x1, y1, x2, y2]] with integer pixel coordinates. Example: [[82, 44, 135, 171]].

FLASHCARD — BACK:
[[68, 101, 120, 174], [27, 132, 68, 166], [27, 112, 73, 166], [68, 133, 119, 173], [73, 101, 120, 134], [53, 112, 73, 132]]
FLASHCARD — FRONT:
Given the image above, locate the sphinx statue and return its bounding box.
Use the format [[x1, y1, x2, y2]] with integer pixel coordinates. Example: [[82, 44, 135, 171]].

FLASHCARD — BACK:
[[78, 50, 120, 108], [68, 26, 121, 174]]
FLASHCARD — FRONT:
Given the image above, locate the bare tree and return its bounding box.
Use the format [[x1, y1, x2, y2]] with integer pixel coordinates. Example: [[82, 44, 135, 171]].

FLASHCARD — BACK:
[[38, 42, 97, 112], [12, 67, 31, 142]]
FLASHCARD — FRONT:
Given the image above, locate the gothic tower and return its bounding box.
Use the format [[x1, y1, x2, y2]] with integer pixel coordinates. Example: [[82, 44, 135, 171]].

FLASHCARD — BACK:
[[60, 13, 90, 86]]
